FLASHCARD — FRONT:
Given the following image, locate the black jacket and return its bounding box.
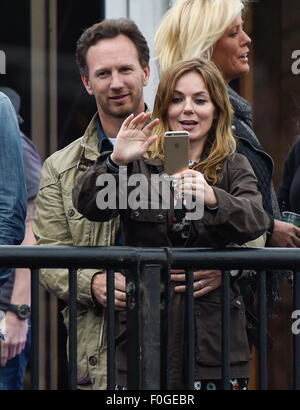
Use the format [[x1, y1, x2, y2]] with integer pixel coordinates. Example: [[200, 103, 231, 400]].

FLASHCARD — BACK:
[[228, 86, 281, 236], [228, 86, 284, 318]]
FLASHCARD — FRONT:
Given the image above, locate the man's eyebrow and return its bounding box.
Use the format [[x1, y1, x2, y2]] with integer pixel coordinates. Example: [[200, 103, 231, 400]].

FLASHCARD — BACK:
[[94, 67, 110, 74], [95, 63, 135, 72], [119, 63, 135, 69]]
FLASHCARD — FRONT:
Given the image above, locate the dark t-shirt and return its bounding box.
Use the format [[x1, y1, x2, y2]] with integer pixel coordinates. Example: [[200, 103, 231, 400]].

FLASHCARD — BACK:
[[278, 137, 300, 214]]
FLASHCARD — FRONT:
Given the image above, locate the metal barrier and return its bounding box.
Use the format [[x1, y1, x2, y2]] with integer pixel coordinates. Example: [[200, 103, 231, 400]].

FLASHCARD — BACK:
[[0, 245, 300, 390]]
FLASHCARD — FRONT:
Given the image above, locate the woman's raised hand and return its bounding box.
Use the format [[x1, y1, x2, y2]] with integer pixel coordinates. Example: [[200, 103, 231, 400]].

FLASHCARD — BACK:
[[110, 112, 159, 166]]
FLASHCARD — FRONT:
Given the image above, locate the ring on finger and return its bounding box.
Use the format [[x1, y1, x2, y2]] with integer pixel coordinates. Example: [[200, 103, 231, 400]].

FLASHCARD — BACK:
[[198, 280, 204, 288]]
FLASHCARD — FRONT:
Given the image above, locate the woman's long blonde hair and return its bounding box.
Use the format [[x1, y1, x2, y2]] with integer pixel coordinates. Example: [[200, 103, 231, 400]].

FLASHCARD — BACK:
[[148, 58, 236, 184], [155, 0, 248, 74]]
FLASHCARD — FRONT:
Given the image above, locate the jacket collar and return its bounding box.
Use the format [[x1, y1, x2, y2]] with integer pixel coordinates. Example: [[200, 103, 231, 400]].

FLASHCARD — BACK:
[[227, 85, 252, 125], [143, 157, 163, 166], [80, 112, 100, 160]]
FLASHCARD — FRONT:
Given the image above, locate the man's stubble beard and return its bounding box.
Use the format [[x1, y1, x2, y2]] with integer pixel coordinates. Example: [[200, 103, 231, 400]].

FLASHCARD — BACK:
[[97, 85, 144, 120], [103, 104, 135, 120]]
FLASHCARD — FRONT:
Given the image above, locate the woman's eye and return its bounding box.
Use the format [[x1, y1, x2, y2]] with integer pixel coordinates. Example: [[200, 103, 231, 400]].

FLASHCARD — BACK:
[[98, 71, 109, 78], [171, 97, 182, 103], [230, 32, 238, 38], [195, 99, 206, 105]]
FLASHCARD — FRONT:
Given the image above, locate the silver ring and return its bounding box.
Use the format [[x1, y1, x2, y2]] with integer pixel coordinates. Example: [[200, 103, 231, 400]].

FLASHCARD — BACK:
[[198, 280, 204, 288]]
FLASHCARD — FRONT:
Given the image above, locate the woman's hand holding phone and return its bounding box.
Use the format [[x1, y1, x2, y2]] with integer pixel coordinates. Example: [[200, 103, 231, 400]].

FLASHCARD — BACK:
[[173, 169, 218, 208]]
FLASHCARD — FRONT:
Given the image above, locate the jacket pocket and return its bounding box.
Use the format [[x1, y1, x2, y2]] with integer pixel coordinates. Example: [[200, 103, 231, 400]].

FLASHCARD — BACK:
[[63, 195, 91, 244], [64, 195, 85, 221], [194, 296, 251, 366]]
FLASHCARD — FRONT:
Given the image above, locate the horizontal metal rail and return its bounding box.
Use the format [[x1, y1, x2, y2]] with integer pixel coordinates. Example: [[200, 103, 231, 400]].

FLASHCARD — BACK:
[[0, 245, 300, 270], [0, 245, 299, 390]]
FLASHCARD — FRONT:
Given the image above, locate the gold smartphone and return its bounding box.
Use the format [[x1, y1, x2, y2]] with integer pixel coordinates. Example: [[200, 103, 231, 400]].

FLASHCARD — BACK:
[[164, 131, 190, 175]]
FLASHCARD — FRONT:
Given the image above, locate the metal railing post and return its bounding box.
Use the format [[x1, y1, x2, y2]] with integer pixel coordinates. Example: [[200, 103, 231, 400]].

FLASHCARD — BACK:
[[222, 270, 230, 390], [185, 269, 194, 390], [160, 263, 171, 390], [31, 268, 40, 390], [140, 264, 161, 390], [107, 268, 115, 390], [126, 256, 142, 389], [293, 271, 300, 390], [258, 270, 267, 390], [68, 269, 77, 390]]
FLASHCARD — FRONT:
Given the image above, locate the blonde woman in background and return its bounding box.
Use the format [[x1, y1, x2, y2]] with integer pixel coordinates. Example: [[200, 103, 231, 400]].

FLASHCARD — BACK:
[[155, 0, 300, 247], [155, 0, 298, 341]]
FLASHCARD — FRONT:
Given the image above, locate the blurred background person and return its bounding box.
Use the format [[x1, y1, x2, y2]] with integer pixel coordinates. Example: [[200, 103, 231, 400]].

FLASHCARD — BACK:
[[0, 87, 41, 390], [0, 92, 26, 288], [278, 136, 300, 215]]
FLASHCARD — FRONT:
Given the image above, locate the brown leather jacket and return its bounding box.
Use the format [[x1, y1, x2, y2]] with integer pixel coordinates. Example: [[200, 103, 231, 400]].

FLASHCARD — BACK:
[[73, 151, 270, 387]]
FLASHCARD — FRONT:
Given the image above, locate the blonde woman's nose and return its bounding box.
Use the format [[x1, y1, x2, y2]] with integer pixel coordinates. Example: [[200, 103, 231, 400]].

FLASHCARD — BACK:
[[241, 29, 251, 46]]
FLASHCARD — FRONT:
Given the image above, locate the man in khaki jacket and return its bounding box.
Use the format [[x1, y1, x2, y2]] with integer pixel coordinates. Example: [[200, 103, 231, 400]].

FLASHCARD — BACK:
[[33, 18, 223, 389], [32, 18, 151, 389]]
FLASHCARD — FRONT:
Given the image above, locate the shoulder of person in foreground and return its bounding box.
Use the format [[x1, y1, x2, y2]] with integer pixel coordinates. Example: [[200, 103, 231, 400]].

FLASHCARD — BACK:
[[21, 132, 42, 200], [0, 92, 27, 282], [0, 92, 27, 243]]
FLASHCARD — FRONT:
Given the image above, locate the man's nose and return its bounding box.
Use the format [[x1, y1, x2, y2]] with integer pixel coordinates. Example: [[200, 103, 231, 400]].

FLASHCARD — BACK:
[[110, 72, 123, 89]]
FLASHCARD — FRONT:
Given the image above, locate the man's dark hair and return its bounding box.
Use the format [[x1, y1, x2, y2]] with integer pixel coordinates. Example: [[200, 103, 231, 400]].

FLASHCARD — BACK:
[[76, 18, 150, 78]]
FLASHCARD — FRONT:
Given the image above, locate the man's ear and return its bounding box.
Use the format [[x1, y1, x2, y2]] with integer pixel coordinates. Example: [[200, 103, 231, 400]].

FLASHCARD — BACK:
[[81, 74, 93, 95], [143, 65, 150, 87]]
